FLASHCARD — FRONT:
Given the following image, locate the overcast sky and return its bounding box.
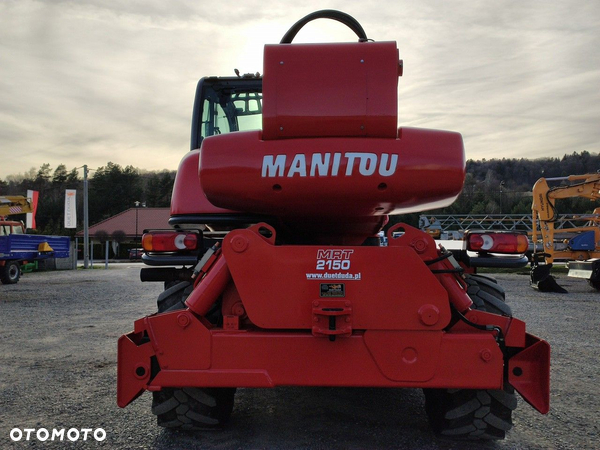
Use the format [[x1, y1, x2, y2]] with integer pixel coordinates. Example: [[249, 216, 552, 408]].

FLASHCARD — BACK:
[[1, 0, 599, 179]]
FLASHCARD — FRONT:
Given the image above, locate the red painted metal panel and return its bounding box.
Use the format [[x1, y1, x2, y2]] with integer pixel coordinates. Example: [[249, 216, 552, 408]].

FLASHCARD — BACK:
[[200, 127, 465, 219], [509, 333, 551, 414], [145, 311, 212, 371], [139, 329, 504, 389], [151, 368, 274, 389], [262, 42, 399, 140], [170, 149, 237, 216], [364, 331, 443, 382], [433, 333, 505, 388], [117, 334, 154, 408], [118, 309, 554, 406], [222, 226, 451, 330]]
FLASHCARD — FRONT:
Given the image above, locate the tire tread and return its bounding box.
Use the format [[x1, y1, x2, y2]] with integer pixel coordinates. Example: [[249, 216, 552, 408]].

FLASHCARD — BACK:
[[423, 275, 517, 441]]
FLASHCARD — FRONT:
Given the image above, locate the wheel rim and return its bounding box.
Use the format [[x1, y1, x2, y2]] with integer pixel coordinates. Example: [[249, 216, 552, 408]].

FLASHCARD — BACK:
[[8, 264, 19, 281]]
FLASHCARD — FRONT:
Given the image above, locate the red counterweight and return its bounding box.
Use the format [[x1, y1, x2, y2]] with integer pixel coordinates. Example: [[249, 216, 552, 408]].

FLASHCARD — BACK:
[[200, 127, 465, 220]]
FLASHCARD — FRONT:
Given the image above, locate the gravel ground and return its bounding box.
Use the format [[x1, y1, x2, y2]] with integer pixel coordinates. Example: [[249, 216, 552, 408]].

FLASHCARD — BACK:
[[0, 265, 598, 449]]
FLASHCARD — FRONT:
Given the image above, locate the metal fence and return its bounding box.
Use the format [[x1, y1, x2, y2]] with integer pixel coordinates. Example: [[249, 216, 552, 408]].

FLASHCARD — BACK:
[[419, 214, 600, 233]]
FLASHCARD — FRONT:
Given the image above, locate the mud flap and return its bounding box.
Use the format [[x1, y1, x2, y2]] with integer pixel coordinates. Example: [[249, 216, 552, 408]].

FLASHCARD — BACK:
[[531, 263, 567, 293], [117, 333, 155, 408], [508, 333, 550, 414]]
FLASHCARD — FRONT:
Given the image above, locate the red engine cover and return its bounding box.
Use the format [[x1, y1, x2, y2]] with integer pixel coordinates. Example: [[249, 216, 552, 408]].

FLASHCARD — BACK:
[[262, 41, 400, 140], [199, 127, 465, 219], [170, 149, 237, 216]]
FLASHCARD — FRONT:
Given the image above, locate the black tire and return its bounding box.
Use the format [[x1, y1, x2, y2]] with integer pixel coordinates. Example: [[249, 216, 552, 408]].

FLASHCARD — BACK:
[[465, 274, 512, 316], [423, 275, 517, 440], [424, 384, 517, 440], [152, 281, 235, 429], [1, 261, 20, 284], [588, 278, 600, 291], [156, 281, 193, 312], [152, 387, 236, 430]]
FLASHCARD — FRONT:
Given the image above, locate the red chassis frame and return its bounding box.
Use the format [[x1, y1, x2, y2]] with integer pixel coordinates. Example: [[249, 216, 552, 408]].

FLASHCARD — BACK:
[[118, 223, 549, 414]]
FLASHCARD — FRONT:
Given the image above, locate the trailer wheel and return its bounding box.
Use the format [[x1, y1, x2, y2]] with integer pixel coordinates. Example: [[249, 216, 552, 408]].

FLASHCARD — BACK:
[[151, 281, 235, 429], [423, 275, 517, 440], [1, 261, 20, 284]]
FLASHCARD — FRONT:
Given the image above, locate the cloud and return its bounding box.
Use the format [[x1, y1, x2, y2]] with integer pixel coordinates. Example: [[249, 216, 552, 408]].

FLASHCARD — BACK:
[[0, 0, 599, 179]]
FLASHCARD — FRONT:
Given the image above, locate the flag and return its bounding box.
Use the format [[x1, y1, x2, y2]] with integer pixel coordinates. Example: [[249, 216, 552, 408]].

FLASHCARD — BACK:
[[64, 189, 77, 228], [26, 190, 39, 229]]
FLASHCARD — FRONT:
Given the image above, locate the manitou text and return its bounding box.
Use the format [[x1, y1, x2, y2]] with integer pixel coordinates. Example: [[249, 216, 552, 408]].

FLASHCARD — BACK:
[[261, 153, 399, 178]]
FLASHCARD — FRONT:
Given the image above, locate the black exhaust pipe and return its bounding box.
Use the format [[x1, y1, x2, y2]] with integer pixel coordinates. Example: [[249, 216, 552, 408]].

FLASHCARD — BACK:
[[140, 267, 192, 283]]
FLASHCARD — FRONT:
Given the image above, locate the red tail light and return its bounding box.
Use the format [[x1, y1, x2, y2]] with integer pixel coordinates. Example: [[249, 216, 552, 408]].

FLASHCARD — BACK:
[[466, 232, 529, 254], [142, 231, 200, 252]]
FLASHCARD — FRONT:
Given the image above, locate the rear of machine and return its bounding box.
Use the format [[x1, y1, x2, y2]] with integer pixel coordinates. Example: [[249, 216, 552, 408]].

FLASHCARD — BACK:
[[118, 10, 549, 440]]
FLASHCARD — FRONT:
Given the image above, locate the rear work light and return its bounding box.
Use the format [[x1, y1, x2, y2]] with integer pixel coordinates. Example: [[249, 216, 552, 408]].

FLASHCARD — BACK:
[[142, 231, 200, 252], [466, 232, 529, 254]]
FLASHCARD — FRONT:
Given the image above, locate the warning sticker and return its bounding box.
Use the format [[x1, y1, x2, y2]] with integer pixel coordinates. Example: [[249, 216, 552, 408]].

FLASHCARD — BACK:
[[320, 283, 345, 298]]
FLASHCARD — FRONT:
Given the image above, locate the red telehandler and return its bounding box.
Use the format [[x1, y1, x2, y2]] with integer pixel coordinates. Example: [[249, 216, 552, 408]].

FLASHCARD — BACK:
[[118, 11, 549, 440]]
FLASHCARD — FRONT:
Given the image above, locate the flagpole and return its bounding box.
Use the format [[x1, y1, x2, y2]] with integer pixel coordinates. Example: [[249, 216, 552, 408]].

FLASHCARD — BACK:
[[83, 165, 89, 269]]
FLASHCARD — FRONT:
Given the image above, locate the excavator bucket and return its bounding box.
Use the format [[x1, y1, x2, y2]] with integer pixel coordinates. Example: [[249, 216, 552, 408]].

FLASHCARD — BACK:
[[531, 263, 567, 293]]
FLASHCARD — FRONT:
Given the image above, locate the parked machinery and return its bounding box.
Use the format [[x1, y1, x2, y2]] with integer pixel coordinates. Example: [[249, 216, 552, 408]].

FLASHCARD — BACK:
[[0, 195, 69, 284], [0, 195, 32, 218], [117, 10, 550, 440], [531, 173, 600, 292]]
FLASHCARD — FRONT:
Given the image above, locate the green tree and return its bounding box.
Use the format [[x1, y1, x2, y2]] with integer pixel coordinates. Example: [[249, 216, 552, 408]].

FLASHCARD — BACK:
[[143, 171, 175, 207], [52, 164, 68, 185], [89, 162, 143, 223]]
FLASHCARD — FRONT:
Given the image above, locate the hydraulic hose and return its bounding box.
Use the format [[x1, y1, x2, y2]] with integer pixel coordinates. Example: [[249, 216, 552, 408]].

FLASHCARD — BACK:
[[280, 10, 368, 44]]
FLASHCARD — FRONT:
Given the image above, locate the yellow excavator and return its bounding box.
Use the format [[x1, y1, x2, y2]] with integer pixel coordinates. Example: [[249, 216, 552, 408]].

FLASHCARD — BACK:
[[531, 173, 600, 292], [0, 196, 32, 218]]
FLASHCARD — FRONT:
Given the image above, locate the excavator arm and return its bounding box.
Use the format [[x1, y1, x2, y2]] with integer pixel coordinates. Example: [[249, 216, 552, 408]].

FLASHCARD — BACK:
[[0, 196, 32, 218], [531, 174, 600, 292]]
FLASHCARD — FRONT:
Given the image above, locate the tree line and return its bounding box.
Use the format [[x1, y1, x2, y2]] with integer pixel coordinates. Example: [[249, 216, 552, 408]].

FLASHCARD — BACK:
[[0, 162, 175, 236], [446, 150, 599, 216], [0, 151, 598, 235]]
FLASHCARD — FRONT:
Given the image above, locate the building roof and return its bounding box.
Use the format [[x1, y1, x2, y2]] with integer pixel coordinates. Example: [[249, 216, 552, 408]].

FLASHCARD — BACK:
[[77, 208, 171, 239]]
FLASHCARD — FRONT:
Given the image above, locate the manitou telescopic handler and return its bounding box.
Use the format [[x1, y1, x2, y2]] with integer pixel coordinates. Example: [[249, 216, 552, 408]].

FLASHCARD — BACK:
[[118, 10, 549, 440]]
